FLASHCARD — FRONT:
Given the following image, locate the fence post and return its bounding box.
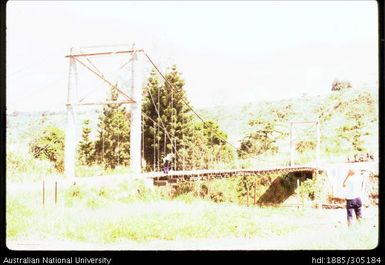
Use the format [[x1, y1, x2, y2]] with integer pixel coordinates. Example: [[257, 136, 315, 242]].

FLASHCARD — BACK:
[[246, 185, 249, 207], [297, 178, 300, 209], [55, 181, 58, 205], [253, 181, 257, 205], [316, 121, 320, 168], [206, 176, 210, 199], [42, 180, 45, 207], [290, 122, 294, 166]]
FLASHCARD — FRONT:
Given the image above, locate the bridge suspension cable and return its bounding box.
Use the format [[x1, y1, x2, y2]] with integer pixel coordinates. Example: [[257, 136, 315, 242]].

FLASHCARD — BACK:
[[143, 52, 241, 155], [141, 111, 180, 158], [145, 82, 178, 154]]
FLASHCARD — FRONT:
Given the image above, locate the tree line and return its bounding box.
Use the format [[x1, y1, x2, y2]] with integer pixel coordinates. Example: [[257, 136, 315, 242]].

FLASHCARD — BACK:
[[29, 73, 377, 173], [30, 65, 234, 172]]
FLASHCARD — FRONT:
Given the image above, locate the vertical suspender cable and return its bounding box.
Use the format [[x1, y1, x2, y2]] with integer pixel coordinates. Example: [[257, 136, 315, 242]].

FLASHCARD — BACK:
[[171, 77, 175, 170], [153, 122, 156, 171], [117, 114, 120, 167], [102, 122, 105, 166], [157, 81, 160, 171], [143, 52, 247, 166], [141, 113, 144, 171]]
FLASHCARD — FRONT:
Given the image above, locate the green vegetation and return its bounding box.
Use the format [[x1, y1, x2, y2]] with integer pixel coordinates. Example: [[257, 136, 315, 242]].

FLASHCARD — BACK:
[[6, 177, 378, 249], [77, 86, 131, 169], [238, 102, 294, 158], [188, 121, 234, 169], [78, 119, 94, 166], [142, 66, 194, 171], [5, 66, 378, 250], [6, 151, 57, 183], [141, 66, 233, 171], [7, 75, 378, 182], [6, 188, 297, 243], [29, 125, 65, 172], [202, 86, 377, 164], [93, 87, 131, 169]]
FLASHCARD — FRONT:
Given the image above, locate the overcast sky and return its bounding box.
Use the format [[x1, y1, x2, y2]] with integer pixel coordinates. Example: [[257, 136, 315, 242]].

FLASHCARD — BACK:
[[6, 1, 378, 112]]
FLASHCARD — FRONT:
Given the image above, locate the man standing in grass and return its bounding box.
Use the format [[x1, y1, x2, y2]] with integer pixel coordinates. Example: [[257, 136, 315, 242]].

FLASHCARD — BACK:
[[342, 168, 366, 227]]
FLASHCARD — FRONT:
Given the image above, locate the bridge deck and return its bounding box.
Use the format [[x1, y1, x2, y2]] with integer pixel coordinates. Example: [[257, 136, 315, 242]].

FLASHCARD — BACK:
[[141, 166, 319, 186]]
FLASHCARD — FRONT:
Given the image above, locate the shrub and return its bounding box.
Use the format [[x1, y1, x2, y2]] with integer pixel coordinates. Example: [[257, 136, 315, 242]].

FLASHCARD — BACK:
[[29, 125, 65, 172], [171, 182, 195, 198], [237, 175, 255, 201]]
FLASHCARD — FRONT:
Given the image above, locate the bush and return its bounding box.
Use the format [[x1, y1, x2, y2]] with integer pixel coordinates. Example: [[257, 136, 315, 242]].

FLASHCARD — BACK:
[[29, 125, 65, 172], [237, 175, 255, 201], [296, 140, 316, 153], [171, 182, 195, 198]]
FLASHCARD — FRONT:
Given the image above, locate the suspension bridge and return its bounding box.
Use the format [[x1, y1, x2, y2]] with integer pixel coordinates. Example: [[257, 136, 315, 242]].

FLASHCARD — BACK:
[[63, 45, 376, 188], [148, 166, 319, 186]]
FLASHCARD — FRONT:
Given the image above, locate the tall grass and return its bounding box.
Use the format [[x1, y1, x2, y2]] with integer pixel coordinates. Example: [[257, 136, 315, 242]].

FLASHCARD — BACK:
[[7, 193, 378, 249], [6, 151, 58, 183], [7, 175, 378, 249], [6, 150, 134, 183]]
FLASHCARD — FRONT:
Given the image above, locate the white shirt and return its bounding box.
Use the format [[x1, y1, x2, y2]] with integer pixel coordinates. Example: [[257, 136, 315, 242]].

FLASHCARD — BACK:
[[344, 171, 364, 200], [163, 154, 173, 163]]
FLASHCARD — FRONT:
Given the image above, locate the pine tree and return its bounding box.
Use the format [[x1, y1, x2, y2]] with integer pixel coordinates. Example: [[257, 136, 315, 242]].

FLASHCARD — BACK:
[[142, 69, 163, 171], [94, 86, 130, 169], [142, 65, 234, 171], [142, 66, 194, 171], [78, 119, 94, 165], [162, 65, 195, 170]]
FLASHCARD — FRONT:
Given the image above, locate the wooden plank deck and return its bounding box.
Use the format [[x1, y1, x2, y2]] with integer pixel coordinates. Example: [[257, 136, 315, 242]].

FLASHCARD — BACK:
[[141, 166, 319, 186]]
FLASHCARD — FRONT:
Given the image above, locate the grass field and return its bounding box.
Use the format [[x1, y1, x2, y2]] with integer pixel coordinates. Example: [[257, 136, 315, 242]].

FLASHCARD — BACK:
[[6, 178, 378, 250]]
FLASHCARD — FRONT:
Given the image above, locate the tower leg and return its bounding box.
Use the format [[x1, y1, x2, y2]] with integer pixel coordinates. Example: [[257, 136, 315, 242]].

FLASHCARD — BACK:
[[130, 51, 143, 174], [64, 51, 77, 179], [64, 104, 76, 179], [316, 121, 320, 168]]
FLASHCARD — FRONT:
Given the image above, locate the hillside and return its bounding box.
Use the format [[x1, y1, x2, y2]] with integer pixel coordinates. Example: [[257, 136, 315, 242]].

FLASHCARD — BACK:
[[7, 97, 316, 153], [199, 88, 378, 160], [198, 94, 325, 147], [6, 87, 378, 165]]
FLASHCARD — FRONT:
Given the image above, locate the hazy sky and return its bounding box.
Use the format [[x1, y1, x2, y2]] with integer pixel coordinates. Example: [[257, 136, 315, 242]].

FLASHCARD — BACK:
[[6, 1, 378, 112]]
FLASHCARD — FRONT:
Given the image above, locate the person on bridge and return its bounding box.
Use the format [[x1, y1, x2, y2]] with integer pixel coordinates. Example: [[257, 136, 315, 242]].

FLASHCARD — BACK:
[[342, 168, 366, 227], [163, 153, 174, 174]]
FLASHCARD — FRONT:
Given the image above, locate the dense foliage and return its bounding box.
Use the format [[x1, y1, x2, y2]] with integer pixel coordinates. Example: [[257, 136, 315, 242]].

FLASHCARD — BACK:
[[78, 119, 94, 166], [12, 78, 377, 179], [79, 86, 131, 169], [29, 125, 65, 172], [236, 86, 377, 163], [238, 103, 294, 158], [142, 66, 234, 171]]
